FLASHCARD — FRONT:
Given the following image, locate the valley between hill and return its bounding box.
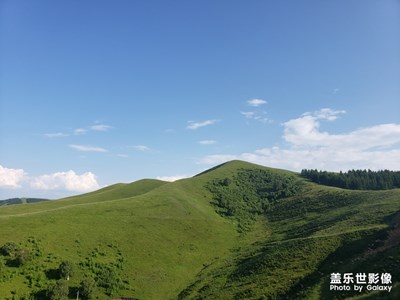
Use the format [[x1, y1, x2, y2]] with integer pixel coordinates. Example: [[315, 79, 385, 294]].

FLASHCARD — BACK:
[[0, 160, 399, 299]]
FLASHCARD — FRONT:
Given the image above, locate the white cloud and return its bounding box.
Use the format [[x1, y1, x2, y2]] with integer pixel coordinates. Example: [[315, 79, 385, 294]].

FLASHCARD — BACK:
[[69, 144, 108, 152], [187, 119, 218, 130], [117, 154, 129, 158], [199, 140, 217, 145], [74, 128, 87, 135], [282, 108, 400, 151], [0, 165, 26, 188], [44, 132, 69, 138], [282, 108, 346, 146], [198, 108, 400, 171], [90, 124, 113, 131], [156, 174, 189, 182], [248, 99, 267, 107], [132, 145, 150, 152], [30, 170, 99, 192], [0, 165, 100, 194]]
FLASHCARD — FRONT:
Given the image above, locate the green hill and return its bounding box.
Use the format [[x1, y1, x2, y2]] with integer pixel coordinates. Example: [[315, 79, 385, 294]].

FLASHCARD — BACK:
[[0, 160, 399, 299], [0, 198, 49, 206]]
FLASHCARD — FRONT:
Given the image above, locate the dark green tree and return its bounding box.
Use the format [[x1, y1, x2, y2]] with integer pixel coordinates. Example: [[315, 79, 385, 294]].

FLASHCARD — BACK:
[[80, 276, 96, 299], [46, 280, 69, 300], [97, 266, 121, 296], [59, 261, 74, 280]]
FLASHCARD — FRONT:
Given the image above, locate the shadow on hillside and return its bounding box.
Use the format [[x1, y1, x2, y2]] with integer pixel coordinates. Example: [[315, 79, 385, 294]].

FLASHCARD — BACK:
[[31, 289, 47, 300], [45, 268, 60, 280], [282, 228, 396, 299]]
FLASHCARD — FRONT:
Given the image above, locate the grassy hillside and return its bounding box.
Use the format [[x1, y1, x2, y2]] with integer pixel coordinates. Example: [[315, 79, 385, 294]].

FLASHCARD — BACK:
[[0, 174, 237, 299], [180, 163, 400, 299], [0, 160, 399, 299]]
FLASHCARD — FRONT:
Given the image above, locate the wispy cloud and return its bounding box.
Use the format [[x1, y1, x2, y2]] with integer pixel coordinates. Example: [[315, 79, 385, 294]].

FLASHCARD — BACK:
[[240, 111, 272, 124], [132, 145, 150, 152], [44, 132, 69, 138], [247, 98, 267, 107], [90, 124, 113, 131], [198, 140, 217, 145], [199, 108, 400, 171], [117, 154, 129, 158], [73, 123, 113, 135], [46, 124, 111, 137], [74, 128, 88, 135], [241, 98, 271, 123], [187, 119, 218, 130], [69, 144, 108, 152], [240, 111, 256, 119]]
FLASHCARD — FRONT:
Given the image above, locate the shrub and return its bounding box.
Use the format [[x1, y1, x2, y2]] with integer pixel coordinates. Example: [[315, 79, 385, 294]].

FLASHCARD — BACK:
[[0, 242, 18, 256], [14, 249, 32, 266]]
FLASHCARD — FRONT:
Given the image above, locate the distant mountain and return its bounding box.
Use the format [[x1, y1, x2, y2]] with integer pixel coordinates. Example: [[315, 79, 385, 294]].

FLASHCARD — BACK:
[[0, 197, 49, 206], [0, 160, 399, 299]]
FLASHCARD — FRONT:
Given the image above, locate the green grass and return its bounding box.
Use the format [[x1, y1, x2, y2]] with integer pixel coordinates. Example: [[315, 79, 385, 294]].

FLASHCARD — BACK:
[[0, 160, 399, 299]]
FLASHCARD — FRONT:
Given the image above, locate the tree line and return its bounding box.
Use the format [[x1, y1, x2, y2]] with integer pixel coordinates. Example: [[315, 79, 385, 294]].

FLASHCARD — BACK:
[[300, 169, 400, 190]]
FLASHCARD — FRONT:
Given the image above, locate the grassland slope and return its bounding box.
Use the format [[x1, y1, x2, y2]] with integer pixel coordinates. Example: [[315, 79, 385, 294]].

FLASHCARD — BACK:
[[0, 160, 399, 300], [0, 179, 167, 219]]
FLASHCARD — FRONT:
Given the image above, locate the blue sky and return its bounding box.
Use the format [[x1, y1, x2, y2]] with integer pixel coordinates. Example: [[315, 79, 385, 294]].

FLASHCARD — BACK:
[[1, 0, 399, 199]]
